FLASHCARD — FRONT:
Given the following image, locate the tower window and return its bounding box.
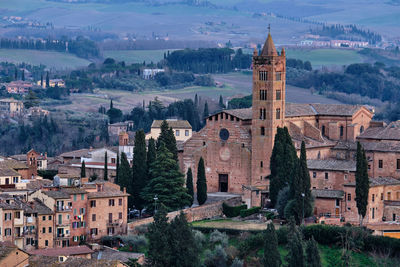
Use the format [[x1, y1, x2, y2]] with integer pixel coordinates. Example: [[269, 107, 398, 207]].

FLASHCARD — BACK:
[[260, 161, 263, 168], [321, 125, 325, 136], [276, 72, 282, 81], [259, 71, 268, 81], [276, 108, 281, 120], [379, 160, 383, 169], [276, 90, 281, 100], [260, 108, 266, 120], [261, 127, 265, 136], [260, 90, 267, 100], [340, 126, 344, 137], [397, 159, 400, 170]]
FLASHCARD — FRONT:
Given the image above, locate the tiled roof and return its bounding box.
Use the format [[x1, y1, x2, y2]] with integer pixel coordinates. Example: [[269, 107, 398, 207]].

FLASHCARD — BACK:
[[88, 189, 129, 199], [223, 108, 253, 120], [309, 103, 362, 116], [370, 177, 400, 187], [43, 190, 70, 199], [0, 159, 28, 169], [312, 189, 344, 199], [26, 179, 52, 190], [0, 167, 21, 177], [151, 119, 192, 129], [96, 246, 144, 262], [358, 121, 400, 141], [333, 140, 400, 153], [31, 199, 54, 215], [30, 245, 94, 257], [307, 159, 356, 172], [29, 256, 125, 267], [60, 187, 87, 195], [59, 149, 90, 158], [285, 103, 315, 117]]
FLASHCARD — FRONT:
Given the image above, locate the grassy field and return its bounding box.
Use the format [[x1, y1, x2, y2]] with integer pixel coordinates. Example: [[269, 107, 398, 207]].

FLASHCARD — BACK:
[[192, 219, 269, 231], [103, 49, 176, 64], [0, 49, 92, 69]]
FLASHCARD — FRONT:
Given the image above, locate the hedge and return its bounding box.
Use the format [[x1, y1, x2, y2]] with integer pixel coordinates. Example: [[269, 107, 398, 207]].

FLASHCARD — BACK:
[[222, 202, 247, 218], [240, 206, 261, 218]]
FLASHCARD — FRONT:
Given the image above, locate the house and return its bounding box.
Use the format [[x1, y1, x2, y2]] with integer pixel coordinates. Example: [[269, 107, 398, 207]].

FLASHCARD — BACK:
[[0, 167, 23, 189], [142, 68, 164, 79], [4, 81, 34, 94], [26, 106, 50, 118], [37, 79, 65, 89], [30, 245, 94, 262], [0, 159, 31, 180], [0, 243, 29, 267], [108, 121, 134, 136], [0, 98, 23, 116], [146, 119, 193, 142], [10, 149, 48, 171]]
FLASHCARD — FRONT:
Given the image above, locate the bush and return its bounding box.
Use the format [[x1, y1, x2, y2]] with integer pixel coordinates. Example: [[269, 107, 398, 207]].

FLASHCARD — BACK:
[[193, 230, 206, 249], [119, 235, 148, 252], [209, 230, 229, 247], [230, 258, 243, 267], [222, 203, 247, 218], [265, 211, 276, 220], [192, 226, 262, 235], [238, 232, 264, 257], [276, 226, 289, 245], [101, 235, 120, 247], [240, 206, 260, 218], [204, 245, 228, 267]]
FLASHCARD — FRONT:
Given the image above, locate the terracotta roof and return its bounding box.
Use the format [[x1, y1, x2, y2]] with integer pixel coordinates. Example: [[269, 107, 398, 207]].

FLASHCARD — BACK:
[[0, 159, 28, 170], [96, 246, 144, 262], [285, 103, 315, 117], [59, 149, 90, 158], [333, 140, 400, 153], [88, 189, 129, 199], [30, 245, 94, 257], [358, 121, 400, 141], [31, 199, 54, 215], [312, 189, 344, 199], [29, 256, 125, 267], [260, 33, 278, 56], [370, 177, 400, 186], [307, 159, 356, 172], [223, 108, 252, 120], [43, 190, 70, 199], [151, 119, 192, 129], [26, 179, 52, 190], [0, 167, 21, 177], [60, 187, 87, 195], [309, 103, 363, 116], [57, 173, 80, 179]]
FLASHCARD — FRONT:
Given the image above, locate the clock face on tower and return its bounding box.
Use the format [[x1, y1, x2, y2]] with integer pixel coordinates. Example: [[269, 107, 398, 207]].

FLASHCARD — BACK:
[[219, 128, 230, 141]]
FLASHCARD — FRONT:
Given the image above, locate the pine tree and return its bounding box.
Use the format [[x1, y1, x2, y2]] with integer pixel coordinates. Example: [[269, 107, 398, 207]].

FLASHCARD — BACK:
[[197, 157, 207, 205], [263, 223, 281, 267], [286, 218, 305, 267], [104, 151, 108, 180], [46, 71, 50, 88], [355, 142, 369, 226], [142, 143, 191, 211], [118, 152, 132, 201], [219, 95, 225, 109], [146, 205, 171, 267], [186, 168, 194, 206], [169, 212, 199, 267], [115, 153, 120, 184], [80, 161, 86, 178], [132, 129, 148, 210], [305, 237, 322, 267]]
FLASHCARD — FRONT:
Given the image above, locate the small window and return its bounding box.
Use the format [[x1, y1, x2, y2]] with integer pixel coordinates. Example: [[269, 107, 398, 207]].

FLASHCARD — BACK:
[[92, 214, 96, 222], [109, 199, 115, 206], [81, 194, 84, 200], [230, 115, 234, 121], [379, 160, 383, 169], [260, 161, 263, 168], [360, 126, 364, 133], [42, 216, 46, 221], [325, 172, 328, 180], [276, 90, 281, 100], [372, 194, 375, 202], [260, 90, 267, 100], [388, 192, 391, 201], [49, 216, 52, 220], [313, 172, 316, 178], [340, 126, 344, 137], [225, 113, 228, 120], [45, 240, 48, 246], [381, 193, 384, 200], [15, 211, 20, 219], [259, 71, 268, 81], [74, 195, 77, 201], [49, 227, 52, 233], [176, 130, 180, 136], [119, 212, 122, 219], [185, 130, 189, 136], [209, 117, 212, 121], [111, 158, 116, 164], [42, 227, 46, 234], [335, 199, 340, 207], [344, 174, 348, 180], [215, 115, 218, 121], [276, 72, 282, 81], [348, 194, 351, 201], [276, 108, 281, 120], [321, 125, 325, 136], [119, 198, 122, 206], [397, 159, 400, 170], [90, 200, 96, 207], [261, 127, 265, 136]]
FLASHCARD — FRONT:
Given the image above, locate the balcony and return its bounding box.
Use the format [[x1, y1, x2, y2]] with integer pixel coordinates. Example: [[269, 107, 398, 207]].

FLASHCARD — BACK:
[[107, 219, 122, 227], [56, 233, 70, 239], [56, 206, 72, 212]]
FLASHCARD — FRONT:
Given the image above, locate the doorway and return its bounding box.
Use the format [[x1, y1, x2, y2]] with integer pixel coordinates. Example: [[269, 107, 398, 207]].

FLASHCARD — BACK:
[[218, 174, 228, 192]]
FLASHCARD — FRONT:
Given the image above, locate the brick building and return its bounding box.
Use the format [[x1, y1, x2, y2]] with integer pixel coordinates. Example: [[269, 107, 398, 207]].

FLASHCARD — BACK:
[[181, 33, 374, 208]]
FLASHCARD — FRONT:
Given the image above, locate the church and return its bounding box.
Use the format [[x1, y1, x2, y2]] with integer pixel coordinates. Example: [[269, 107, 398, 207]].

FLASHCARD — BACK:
[[181, 33, 376, 209]]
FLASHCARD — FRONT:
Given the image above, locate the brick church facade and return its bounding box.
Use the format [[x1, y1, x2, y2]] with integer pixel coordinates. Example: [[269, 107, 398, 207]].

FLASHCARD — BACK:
[[181, 33, 400, 227]]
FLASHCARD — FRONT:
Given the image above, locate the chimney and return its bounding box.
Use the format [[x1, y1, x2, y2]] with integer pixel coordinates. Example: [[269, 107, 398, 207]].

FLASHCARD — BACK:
[[123, 187, 126, 194], [45, 152, 47, 159]]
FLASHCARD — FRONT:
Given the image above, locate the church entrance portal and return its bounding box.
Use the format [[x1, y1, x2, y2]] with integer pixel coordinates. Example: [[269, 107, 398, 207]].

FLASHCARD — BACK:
[[219, 174, 228, 192]]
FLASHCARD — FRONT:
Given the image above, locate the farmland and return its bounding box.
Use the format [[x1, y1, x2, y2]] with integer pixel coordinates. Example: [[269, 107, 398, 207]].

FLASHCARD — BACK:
[[102, 49, 174, 64], [0, 49, 92, 70]]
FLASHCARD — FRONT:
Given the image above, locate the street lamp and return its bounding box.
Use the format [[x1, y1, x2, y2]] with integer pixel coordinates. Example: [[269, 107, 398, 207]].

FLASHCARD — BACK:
[[154, 195, 158, 214], [301, 193, 305, 225]]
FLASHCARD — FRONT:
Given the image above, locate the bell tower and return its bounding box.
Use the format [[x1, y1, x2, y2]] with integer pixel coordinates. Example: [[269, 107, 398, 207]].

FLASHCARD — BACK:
[[251, 32, 286, 189]]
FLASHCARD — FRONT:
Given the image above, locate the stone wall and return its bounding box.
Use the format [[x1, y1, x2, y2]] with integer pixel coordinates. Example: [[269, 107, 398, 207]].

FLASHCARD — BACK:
[[127, 196, 242, 234]]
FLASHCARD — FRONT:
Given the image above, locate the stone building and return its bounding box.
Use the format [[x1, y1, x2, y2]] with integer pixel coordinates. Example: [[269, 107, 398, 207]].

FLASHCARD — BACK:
[[146, 119, 193, 142], [0, 98, 23, 117], [181, 33, 375, 208]]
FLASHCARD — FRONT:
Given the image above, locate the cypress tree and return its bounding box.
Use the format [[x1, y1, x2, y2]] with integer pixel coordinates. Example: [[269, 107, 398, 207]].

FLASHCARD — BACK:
[[194, 93, 198, 108], [104, 151, 108, 180], [147, 137, 156, 171], [132, 129, 148, 210], [169, 212, 199, 267], [142, 143, 191, 211], [115, 153, 120, 184], [203, 101, 209, 118], [14, 67, 17, 80], [21, 70, 25, 81], [186, 168, 194, 206], [299, 141, 312, 219], [110, 99, 113, 109], [286, 218, 305, 267], [196, 157, 207, 205], [305, 237, 322, 267], [40, 73, 43, 87], [263, 223, 281, 267], [146, 205, 171, 267], [157, 120, 178, 161], [355, 142, 369, 226], [118, 152, 132, 202], [80, 161, 86, 178], [46, 71, 50, 88], [219, 95, 225, 109]]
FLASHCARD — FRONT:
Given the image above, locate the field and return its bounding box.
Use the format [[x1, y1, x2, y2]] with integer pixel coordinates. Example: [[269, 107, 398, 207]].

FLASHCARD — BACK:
[[286, 48, 365, 68], [192, 219, 269, 231], [0, 49, 92, 69], [103, 49, 175, 64]]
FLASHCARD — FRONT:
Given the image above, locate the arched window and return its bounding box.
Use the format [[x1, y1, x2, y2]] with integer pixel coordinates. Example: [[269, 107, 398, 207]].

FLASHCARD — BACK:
[[360, 126, 364, 133]]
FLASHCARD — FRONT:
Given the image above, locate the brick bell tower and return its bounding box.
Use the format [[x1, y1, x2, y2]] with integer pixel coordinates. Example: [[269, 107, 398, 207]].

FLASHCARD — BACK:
[[251, 32, 286, 197]]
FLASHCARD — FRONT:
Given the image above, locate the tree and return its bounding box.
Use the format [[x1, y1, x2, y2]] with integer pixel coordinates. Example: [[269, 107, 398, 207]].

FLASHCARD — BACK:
[[147, 137, 156, 170], [115, 153, 120, 184], [186, 168, 194, 206], [263, 223, 281, 267], [146, 205, 171, 267], [355, 142, 369, 226], [203, 101, 209, 118], [107, 106, 123, 124], [157, 120, 178, 161], [142, 143, 191, 211], [80, 161, 86, 178], [219, 95, 225, 109], [286, 218, 305, 267], [24, 90, 40, 109], [132, 129, 148, 210], [118, 152, 132, 202], [197, 157, 207, 205], [21, 69, 25, 81], [46, 71, 50, 88], [194, 93, 198, 108], [169, 212, 199, 267], [110, 99, 113, 109], [305, 237, 322, 267], [104, 151, 108, 180], [40, 73, 43, 87], [14, 67, 17, 80]]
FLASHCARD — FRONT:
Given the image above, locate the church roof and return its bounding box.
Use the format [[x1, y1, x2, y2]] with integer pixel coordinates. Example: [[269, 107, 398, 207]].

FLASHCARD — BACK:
[[312, 189, 344, 199], [260, 33, 278, 56], [223, 108, 253, 120], [358, 120, 400, 141], [307, 159, 356, 172]]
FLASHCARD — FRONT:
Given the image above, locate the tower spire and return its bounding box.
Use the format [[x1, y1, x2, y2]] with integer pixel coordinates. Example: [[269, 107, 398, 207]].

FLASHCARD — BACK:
[[260, 27, 277, 57]]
